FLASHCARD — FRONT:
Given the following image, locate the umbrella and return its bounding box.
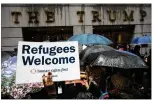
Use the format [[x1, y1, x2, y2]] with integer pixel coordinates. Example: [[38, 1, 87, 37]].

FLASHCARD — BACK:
[[2, 56, 17, 69], [116, 50, 137, 56], [131, 35, 151, 44], [89, 50, 148, 69], [131, 35, 151, 55], [68, 33, 113, 45], [2, 56, 17, 78], [80, 45, 115, 63]]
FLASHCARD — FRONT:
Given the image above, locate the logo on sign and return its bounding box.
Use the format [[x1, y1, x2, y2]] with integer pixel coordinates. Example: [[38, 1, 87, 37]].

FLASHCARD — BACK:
[[30, 69, 37, 74]]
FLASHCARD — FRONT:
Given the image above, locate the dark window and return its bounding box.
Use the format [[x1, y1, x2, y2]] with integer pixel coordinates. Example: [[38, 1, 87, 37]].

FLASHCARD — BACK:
[[93, 25, 135, 47], [22, 27, 73, 42]]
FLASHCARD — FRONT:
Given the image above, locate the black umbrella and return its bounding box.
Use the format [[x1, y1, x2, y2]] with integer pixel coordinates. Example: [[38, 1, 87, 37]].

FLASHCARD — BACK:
[[89, 50, 148, 69], [80, 45, 115, 63]]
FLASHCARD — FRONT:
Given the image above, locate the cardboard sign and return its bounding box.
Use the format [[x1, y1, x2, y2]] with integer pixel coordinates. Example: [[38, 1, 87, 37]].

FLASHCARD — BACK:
[[16, 41, 80, 84]]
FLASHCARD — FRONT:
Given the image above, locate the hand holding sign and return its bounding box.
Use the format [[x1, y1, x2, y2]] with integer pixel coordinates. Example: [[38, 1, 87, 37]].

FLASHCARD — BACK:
[[42, 72, 54, 87], [42, 72, 57, 95]]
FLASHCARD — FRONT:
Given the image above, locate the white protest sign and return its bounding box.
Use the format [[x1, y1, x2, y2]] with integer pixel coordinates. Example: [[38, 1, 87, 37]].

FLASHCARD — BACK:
[[16, 41, 80, 84]]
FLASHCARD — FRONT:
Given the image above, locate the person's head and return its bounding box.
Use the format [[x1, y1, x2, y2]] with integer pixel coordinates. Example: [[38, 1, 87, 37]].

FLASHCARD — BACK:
[[118, 44, 124, 50], [48, 72, 52, 75], [134, 45, 141, 52], [48, 72, 52, 79], [42, 72, 54, 86], [14, 48, 17, 52], [89, 76, 93, 81], [126, 44, 130, 49]]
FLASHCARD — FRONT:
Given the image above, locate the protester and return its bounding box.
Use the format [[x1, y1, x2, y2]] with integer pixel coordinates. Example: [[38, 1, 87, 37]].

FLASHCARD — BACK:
[[88, 76, 102, 98], [118, 44, 124, 51], [146, 49, 151, 93], [99, 71, 106, 92], [125, 44, 134, 52], [42, 72, 57, 99], [62, 83, 78, 99], [142, 51, 150, 94], [147, 49, 151, 68], [1, 49, 151, 99], [132, 45, 142, 58], [109, 72, 145, 99]]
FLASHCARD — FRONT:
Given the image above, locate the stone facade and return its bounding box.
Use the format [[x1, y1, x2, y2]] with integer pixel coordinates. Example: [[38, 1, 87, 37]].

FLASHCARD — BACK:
[[1, 4, 151, 54]]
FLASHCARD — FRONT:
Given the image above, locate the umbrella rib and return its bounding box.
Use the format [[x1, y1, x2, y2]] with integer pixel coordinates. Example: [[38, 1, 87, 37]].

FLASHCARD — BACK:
[[90, 54, 102, 66]]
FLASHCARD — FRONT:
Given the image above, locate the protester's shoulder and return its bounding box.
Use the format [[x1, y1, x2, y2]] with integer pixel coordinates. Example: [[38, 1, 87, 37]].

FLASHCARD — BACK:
[[148, 55, 151, 58]]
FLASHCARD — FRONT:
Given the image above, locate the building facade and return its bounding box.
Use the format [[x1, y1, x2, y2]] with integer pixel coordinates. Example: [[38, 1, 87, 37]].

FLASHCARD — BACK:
[[1, 4, 151, 54]]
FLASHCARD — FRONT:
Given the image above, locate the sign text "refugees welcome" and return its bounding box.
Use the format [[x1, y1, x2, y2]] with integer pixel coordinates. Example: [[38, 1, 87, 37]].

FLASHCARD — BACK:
[[22, 45, 76, 65]]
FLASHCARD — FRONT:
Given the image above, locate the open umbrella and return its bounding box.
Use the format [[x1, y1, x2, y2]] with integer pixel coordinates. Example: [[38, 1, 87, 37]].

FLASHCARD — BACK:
[[80, 45, 115, 63], [68, 33, 113, 45], [89, 50, 148, 69], [2, 56, 17, 78], [131, 35, 151, 44], [131, 35, 151, 55], [116, 50, 137, 56]]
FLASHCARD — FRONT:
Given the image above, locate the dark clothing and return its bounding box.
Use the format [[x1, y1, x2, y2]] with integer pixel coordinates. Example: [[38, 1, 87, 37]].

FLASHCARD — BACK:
[[56, 82, 65, 99], [132, 45, 142, 59], [134, 69, 144, 85], [76, 92, 94, 99], [130, 45, 144, 86], [99, 72, 106, 92], [89, 82, 101, 98], [25, 87, 57, 99], [1, 94, 14, 99], [133, 51, 142, 58], [147, 55, 151, 68], [146, 54, 151, 90], [62, 84, 78, 99]]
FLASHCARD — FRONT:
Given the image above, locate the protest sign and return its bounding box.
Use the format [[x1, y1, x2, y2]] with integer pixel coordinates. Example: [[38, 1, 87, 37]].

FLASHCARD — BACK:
[[16, 41, 80, 84]]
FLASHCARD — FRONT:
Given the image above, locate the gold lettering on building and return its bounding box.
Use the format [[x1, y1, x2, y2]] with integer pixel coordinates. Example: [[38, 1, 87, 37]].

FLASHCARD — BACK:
[[91, 11, 101, 22], [123, 10, 134, 21], [11, 12, 21, 24], [140, 10, 147, 21], [107, 10, 116, 22], [27, 11, 39, 24], [45, 11, 55, 23], [11, 9, 148, 24], [77, 11, 85, 22]]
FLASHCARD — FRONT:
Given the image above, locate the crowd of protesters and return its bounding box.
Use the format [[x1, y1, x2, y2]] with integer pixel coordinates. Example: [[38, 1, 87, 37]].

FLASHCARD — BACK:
[[1, 44, 151, 99]]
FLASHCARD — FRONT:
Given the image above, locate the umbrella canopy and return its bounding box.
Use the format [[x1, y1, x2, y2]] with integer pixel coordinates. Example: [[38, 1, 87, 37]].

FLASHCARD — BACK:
[[131, 35, 151, 44], [89, 50, 148, 69], [68, 33, 113, 45], [80, 45, 115, 63], [116, 50, 137, 56], [2, 56, 17, 78]]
